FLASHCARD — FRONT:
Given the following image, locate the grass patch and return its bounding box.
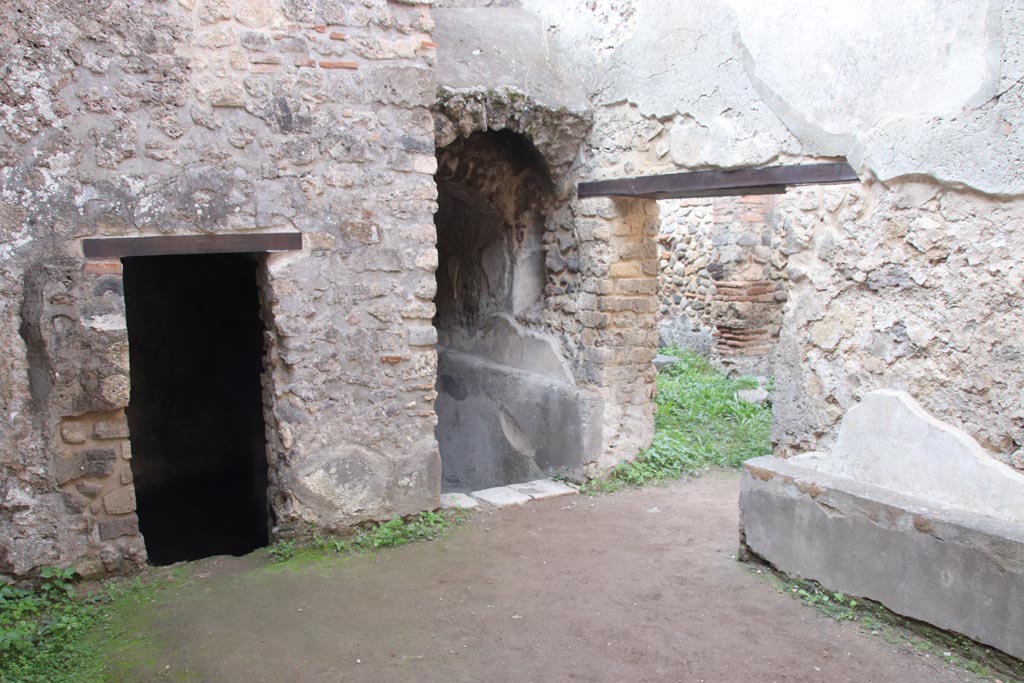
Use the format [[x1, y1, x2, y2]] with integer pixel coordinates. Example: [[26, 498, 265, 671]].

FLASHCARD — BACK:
[[758, 568, 1024, 683], [0, 567, 99, 683], [267, 510, 463, 566], [585, 348, 772, 493], [0, 567, 188, 683]]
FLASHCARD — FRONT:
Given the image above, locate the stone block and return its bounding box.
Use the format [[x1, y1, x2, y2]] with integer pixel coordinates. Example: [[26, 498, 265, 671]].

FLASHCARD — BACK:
[[508, 479, 577, 500], [470, 486, 531, 508], [440, 493, 479, 510], [235, 0, 273, 27], [76, 481, 103, 498], [98, 514, 139, 541], [407, 325, 437, 347], [652, 354, 680, 372], [103, 487, 136, 515], [54, 448, 117, 485], [60, 421, 89, 445], [740, 391, 1024, 659], [736, 388, 769, 405], [93, 417, 130, 440]]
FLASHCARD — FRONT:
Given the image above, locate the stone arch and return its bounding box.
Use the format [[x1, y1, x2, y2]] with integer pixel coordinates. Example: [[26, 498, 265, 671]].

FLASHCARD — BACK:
[[432, 88, 609, 489], [434, 87, 662, 480]]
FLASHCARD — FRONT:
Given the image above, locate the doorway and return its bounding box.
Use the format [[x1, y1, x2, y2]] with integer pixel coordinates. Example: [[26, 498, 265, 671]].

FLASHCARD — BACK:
[[122, 253, 270, 565]]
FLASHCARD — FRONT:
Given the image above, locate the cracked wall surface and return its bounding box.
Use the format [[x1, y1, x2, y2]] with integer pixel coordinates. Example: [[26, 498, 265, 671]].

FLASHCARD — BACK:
[[519, 0, 1024, 468]]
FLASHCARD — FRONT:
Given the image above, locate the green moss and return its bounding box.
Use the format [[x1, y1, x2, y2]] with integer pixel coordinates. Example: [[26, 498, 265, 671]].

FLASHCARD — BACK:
[[759, 569, 1024, 683], [584, 348, 772, 493], [265, 510, 465, 572]]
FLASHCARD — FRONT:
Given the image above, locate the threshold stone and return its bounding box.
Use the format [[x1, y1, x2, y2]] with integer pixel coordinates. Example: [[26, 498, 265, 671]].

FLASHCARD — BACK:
[[440, 493, 480, 510], [471, 479, 578, 508]]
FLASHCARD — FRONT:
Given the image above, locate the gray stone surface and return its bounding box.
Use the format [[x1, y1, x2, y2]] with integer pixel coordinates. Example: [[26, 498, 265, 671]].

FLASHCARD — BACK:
[[740, 461, 1024, 660], [439, 493, 480, 510], [470, 486, 532, 508], [736, 388, 769, 406], [789, 390, 1024, 527], [508, 479, 577, 500], [741, 391, 1024, 658], [435, 347, 599, 491], [652, 354, 680, 372], [433, 8, 590, 112]]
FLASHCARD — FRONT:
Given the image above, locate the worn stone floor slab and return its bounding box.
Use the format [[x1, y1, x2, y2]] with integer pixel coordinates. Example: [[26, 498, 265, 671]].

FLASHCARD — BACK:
[[508, 478, 577, 500], [439, 492, 480, 510], [114, 474, 982, 683], [469, 485, 532, 507]]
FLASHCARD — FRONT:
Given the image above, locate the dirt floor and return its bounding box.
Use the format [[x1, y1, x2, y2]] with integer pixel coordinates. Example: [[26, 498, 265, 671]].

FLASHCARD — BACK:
[[118, 472, 982, 683]]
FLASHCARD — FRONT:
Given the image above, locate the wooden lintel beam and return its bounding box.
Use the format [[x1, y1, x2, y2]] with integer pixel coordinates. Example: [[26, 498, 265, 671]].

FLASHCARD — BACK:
[[82, 232, 303, 259], [577, 162, 859, 200]]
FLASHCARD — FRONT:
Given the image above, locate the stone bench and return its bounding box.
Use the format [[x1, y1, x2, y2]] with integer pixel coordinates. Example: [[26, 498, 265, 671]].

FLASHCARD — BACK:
[[740, 390, 1024, 659]]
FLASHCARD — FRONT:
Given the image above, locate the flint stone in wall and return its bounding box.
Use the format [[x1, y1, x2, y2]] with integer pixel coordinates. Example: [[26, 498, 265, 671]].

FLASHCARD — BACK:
[[53, 449, 117, 486], [98, 514, 139, 541]]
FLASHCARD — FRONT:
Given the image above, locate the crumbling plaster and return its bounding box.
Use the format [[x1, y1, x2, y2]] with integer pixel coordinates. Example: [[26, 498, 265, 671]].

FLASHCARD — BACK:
[[517, 0, 1024, 466], [521, 0, 1023, 195]]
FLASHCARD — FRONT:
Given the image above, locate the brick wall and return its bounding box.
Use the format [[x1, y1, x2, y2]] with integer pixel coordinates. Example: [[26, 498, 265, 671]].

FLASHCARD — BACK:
[[657, 194, 787, 375]]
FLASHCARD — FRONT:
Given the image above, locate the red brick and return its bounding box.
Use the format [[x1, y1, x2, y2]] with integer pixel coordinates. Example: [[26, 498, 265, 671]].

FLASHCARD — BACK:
[[329, 32, 346, 40], [421, 40, 438, 49], [320, 60, 358, 70], [83, 260, 122, 276]]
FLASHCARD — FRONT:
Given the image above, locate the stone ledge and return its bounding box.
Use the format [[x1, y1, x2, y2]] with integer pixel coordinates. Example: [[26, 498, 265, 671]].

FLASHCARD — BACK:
[[740, 457, 1024, 659], [469, 479, 578, 509]]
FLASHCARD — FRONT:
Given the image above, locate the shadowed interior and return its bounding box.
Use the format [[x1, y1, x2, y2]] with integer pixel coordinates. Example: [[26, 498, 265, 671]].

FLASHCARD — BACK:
[[122, 253, 269, 565], [434, 131, 591, 491]]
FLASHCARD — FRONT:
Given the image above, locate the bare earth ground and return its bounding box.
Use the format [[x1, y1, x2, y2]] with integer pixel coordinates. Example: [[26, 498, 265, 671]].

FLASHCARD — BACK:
[[119, 472, 980, 683]]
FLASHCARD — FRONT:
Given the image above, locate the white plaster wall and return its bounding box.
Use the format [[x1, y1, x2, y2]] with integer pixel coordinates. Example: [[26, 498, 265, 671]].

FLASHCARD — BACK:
[[520, 0, 1024, 194], [518, 0, 1024, 467]]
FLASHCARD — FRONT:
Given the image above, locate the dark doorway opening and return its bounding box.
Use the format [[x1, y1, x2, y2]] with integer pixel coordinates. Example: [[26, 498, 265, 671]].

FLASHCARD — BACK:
[[122, 253, 269, 565]]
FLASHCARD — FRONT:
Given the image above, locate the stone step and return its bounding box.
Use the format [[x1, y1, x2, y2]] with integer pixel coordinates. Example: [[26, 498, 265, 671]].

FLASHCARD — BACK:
[[469, 479, 578, 508]]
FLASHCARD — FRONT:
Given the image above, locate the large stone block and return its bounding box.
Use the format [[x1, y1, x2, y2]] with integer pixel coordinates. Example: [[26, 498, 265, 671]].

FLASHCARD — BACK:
[[435, 345, 601, 491], [740, 391, 1024, 659]]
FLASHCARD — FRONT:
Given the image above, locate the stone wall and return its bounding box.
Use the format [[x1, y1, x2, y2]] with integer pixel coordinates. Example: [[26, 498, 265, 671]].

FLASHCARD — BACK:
[[773, 181, 1024, 470], [0, 0, 441, 579], [657, 195, 787, 376], [517, 0, 1024, 470], [431, 7, 658, 479], [4, 0, 1023, 581]]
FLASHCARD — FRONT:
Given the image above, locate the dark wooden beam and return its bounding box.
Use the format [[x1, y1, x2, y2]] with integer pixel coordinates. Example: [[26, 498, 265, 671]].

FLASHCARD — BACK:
[[82, 232, 303, 259], [577, 162, 859, 200]]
